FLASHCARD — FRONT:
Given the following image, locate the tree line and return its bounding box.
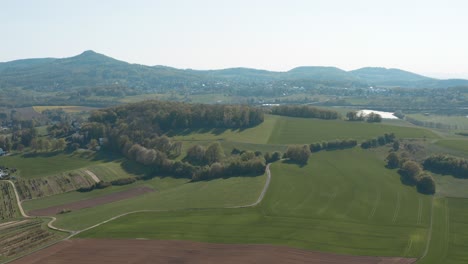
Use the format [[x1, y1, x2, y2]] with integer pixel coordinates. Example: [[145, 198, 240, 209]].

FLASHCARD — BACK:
[[423, 154, 468, 179], [89, 100, 264, 132], [361, 133, 396, 149], [270, 105, 339, 120], [310, 139, 357, 152]]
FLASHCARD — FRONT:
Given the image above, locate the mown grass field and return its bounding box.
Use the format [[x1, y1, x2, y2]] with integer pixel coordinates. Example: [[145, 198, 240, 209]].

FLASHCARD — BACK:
[[0, 151, 105, 178], [418, 197, 468, 264], [78, 149, 432, 257], [86, 160, 151, 182], [171, 114, 438, 146], [267, 115, 438, 144]]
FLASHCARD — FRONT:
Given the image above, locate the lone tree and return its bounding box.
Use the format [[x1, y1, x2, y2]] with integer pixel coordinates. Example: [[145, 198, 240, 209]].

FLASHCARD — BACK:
[[417, 174, 436, 195], [286, 145, 311, 165]]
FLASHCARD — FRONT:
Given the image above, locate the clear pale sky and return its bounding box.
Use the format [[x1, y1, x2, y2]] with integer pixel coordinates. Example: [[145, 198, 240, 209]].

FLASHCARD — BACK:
[[1, 0, 468, 78]]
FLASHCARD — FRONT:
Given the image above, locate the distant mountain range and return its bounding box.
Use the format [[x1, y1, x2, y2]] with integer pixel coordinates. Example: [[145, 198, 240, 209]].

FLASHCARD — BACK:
[[1, 50, 467, 92]]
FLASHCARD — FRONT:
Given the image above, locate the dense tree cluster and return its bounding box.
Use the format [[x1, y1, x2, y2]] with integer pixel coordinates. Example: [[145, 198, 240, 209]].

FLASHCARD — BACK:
[[89, 100, 264, 133], [385, 152, 436, 195], [285, 145, 311, 164], [346, 111, 382, 123], [271, 105, 339, 120], [309, 139, 357, 152], [361, 133, 395, 149], [423, 155, 468, 179], [346, 111, 365, 121]]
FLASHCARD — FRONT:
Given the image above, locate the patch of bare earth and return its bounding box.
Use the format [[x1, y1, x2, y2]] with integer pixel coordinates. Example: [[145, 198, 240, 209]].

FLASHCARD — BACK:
[[10, 239, 417, 264], [28, 186, 154, 216]]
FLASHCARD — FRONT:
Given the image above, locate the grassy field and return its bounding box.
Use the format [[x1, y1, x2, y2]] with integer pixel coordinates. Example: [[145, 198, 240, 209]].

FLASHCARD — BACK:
[[86, 160, 151, 182], [78, 148, 431, 257], [435, 139, 468, 154], [0, 151, 105, 178], [267, 115, 438, 144], [406, 114, 468, 131], [418, 197, 468, 264], [171, 115, 438, 146], [171, 114, 278, 144], [27, 172, 267, 230], [32, 105, 99, 113]]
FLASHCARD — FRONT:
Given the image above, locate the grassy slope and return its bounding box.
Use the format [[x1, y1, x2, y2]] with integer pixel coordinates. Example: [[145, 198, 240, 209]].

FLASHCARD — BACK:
[[78, 149, 431, 257], [32, 173, 267, 230], [268, 116, 438, 144]]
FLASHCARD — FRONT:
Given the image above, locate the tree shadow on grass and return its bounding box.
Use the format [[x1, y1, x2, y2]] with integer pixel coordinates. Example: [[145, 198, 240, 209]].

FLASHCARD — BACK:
[[282, 159, 307, 168], [21, 151, 62, 158]]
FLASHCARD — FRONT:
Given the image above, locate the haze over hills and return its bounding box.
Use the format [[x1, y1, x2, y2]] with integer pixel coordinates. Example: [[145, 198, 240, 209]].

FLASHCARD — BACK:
[[1, 50, 467, 92]]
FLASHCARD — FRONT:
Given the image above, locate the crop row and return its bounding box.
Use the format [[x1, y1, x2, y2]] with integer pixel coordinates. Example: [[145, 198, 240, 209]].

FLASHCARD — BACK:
[[0, 220, 58, 258]]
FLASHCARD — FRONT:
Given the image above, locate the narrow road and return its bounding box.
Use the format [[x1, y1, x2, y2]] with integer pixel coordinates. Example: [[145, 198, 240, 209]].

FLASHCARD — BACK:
[[230, 163, 272, 208], [4, 180, 74, 234], [5, 180, 29, 218]]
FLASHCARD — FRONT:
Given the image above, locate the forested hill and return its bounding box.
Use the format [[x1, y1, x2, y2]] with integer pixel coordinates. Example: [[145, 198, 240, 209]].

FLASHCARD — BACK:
[[1, 51, 468, 94]]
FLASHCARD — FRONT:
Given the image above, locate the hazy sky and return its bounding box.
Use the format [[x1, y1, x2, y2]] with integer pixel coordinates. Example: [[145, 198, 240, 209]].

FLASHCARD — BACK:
[[1, 0, 468, 78]]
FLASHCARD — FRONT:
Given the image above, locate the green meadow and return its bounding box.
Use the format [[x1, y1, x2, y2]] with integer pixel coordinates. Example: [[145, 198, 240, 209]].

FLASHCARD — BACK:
[[78, 149, 432, 257], [171, 114, 438, 146], [3, 113, 466, 262]]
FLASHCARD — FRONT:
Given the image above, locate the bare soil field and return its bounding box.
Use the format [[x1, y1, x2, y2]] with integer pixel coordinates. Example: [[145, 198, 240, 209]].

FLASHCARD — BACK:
[[10, 239, 417, 264], [28, 186, 154, 216]]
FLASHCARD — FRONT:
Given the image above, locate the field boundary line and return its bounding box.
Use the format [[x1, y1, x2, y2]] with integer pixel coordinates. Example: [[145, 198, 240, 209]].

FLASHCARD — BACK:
[[368, 189, 381, 220], [418, 196, 435, 262], [317, 188, 338, 215], [392, 192, 401, 223], [417, 197, 423, 225]]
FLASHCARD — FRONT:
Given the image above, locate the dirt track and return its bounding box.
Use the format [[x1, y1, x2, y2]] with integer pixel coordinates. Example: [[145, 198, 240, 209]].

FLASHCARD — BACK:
[[28, 186, 154, 216], [10, 239, 417, 264]]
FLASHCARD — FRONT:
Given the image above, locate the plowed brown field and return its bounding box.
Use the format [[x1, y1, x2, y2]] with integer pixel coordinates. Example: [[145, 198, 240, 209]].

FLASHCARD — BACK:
[[11, 239, 417, 264]]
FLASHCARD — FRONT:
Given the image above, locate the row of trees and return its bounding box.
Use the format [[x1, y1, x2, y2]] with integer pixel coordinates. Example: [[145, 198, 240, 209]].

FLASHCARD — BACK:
[[423, 155, 468, 179], [271, 105, 339, 120], [310, 139, 357, 152], [361, 133, 396, 149]]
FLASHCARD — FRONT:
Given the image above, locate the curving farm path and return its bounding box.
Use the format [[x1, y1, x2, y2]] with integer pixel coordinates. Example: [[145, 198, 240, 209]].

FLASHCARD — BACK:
[[2, 162, 273, 239]]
